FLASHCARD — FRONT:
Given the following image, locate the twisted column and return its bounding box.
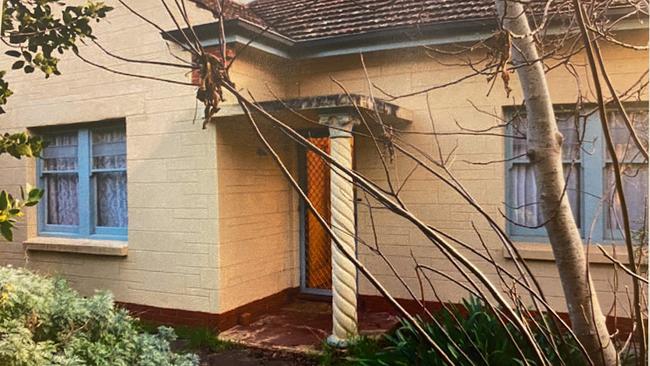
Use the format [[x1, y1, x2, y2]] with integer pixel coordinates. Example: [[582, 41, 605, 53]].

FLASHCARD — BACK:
[[320, 114, 358, 347]]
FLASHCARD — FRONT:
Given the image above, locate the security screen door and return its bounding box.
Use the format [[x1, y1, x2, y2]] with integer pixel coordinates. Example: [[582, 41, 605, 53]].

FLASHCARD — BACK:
[[302, 136, 332, 293]]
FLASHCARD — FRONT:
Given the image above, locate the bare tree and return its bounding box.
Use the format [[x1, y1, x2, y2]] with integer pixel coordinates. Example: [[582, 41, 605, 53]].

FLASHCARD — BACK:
[[495, 1, 618, 364]]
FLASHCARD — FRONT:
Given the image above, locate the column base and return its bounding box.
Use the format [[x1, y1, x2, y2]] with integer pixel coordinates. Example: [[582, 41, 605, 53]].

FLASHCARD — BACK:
[[326, 334, 357, 349], [326, 334, 355, 348]]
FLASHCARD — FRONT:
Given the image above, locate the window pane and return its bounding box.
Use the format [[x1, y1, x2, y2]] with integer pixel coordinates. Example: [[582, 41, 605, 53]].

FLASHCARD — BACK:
[[604, 164, 648, 238], [608, 111, 648, 162], [511, 164, 540, 226], [511, 114, 527, 156], [512, 113, 582, 161], [42, 132, 78, 171], [45, 174, 79, 226], [511, 163, 580, 228], [92, 127, 127, 228], [92, 128, 126, 170], [557, 114, 582, 160], [96, 171, 127, 228]]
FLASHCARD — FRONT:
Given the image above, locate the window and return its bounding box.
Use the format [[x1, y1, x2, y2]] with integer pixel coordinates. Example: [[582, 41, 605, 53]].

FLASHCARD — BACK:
[[604, 112, 648, 239], [39, 124, 127, 239], [507, 108, 648, 242]]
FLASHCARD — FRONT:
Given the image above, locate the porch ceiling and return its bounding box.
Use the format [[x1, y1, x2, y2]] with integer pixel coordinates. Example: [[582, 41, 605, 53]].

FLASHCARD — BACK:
[[214, 93, 412, 130]]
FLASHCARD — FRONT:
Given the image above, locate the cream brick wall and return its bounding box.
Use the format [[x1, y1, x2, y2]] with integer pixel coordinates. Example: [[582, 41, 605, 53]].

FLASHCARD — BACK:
[[278, 31, 648, 312], [214, 47, 300, 313], [0, 1, 221, 313], [215, 120, 300, 312]]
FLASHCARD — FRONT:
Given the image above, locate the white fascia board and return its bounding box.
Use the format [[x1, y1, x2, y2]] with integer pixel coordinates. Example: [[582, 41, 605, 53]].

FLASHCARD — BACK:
[[201, 34, 293, 59]]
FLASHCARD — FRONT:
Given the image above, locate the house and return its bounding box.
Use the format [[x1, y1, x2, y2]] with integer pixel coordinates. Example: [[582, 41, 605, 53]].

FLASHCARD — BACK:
[[0, 0, 646, 340]]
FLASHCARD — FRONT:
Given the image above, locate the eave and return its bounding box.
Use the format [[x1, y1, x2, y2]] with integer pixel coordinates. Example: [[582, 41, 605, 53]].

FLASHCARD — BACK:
[[162, 17, 496, 59], [161, 7, 648, 60]]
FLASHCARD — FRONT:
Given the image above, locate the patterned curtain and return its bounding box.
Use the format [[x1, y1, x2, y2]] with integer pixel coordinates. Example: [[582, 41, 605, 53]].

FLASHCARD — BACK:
[[93, 129, 127, 228]]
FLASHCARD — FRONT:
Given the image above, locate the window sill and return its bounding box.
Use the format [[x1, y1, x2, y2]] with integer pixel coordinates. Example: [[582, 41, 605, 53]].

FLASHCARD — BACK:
[[503, 242, 633, 265], [23, 237, 128, 257]]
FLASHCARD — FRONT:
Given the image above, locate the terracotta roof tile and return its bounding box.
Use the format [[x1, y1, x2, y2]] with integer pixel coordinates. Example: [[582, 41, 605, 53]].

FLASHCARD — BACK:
[[249, 0, 496, 40], [190, 0, 498, 40], [189, 0, 632, 41], [191, 0, 268, 26]]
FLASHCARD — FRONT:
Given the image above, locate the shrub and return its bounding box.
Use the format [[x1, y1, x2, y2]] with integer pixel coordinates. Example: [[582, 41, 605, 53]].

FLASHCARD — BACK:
[[343, 297, 585, 366], [0, 266, 198, 366]]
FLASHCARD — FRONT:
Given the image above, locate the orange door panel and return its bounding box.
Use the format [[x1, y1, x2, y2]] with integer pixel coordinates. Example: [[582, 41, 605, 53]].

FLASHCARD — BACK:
[[304, 137, 332, 290]]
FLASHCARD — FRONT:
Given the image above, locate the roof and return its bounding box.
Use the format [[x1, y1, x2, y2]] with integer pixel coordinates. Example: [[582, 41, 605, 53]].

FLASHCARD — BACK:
[[249, 0, 497, 41], [192, 0, 497, 41], [178, 0, 645, 59], [191, 0, 269, 26], [191, 1, 644, 42]]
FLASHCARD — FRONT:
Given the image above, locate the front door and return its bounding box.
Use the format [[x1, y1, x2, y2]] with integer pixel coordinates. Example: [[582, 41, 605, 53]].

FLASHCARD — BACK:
[[301, 136, 332, 294]]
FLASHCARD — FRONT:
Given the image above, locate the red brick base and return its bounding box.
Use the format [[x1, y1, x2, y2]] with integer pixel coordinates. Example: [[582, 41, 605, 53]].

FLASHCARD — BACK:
[[117, 290, 636, 335], [117, 287, 299, 331], [359, 294, 636, 336]]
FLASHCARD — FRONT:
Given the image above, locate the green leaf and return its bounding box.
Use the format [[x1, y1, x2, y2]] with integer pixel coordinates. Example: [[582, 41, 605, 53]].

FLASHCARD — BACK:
[[33, 53, 44, 64], [25, 188, 43, 206], [11, 60, 24, 70], [4, 50, 21, 57], [0, 191, 8, 210], [15, 143, 32, 157], [0, 221, 13, 241]]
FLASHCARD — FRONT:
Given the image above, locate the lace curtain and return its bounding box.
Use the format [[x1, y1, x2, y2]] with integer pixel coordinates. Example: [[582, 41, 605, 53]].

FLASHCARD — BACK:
[[510, 114, 581, 227], [605, 112, 649, 236], [43, 133, 79, 226], [93, 129, 127, 228]]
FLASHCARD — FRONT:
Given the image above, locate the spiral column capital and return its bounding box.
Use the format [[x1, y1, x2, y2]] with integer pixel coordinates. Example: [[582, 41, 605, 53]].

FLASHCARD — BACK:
[[319, 113, 360, 138]]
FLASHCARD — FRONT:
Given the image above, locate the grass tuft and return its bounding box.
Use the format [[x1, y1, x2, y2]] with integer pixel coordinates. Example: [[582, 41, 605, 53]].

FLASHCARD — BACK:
[[137, 321, 239, 353]]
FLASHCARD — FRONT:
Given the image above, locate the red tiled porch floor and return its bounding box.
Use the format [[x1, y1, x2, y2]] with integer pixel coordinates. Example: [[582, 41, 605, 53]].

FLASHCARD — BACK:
[[218, 299, 399, 354]]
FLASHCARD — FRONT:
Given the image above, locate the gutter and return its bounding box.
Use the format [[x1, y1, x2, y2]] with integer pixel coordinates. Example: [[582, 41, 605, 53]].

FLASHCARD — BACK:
[[162, 17, 498, 59]]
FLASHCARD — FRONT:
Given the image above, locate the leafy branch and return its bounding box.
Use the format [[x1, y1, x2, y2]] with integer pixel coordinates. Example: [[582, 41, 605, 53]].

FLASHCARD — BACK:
[[0, 0, 113, 112], [0, 185, 43, 240], [0, 0, 112, 241]]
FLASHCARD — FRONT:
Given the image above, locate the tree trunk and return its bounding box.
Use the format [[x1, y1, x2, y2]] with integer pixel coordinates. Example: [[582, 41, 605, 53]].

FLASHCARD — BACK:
[[494, 2, 618, 365]]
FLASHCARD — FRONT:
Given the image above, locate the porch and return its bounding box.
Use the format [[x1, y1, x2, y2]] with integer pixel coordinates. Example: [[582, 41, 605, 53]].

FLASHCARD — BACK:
[[214, 93, 412, 346], [219, 298, 398, 354]]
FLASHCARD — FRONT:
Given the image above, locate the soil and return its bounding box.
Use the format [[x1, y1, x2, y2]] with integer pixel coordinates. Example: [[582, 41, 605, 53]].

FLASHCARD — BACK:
[[199, 348, 320, 366]]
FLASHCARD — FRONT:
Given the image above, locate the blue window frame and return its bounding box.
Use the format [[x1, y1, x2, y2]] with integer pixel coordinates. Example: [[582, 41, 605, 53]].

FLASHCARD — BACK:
[[37, 123, 127, 240], [506, 106, 648, 243]]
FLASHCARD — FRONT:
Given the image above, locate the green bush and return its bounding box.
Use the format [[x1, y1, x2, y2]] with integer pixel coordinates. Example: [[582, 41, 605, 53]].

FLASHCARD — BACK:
[[0, 266, 198, 366], [342, 297, 585, 366]]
